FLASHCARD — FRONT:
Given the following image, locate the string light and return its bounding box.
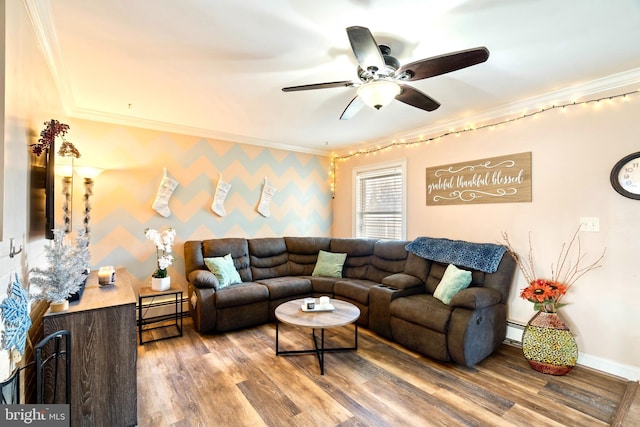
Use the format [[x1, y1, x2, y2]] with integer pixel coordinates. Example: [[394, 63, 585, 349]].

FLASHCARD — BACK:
[[329, 89, 640, 194]]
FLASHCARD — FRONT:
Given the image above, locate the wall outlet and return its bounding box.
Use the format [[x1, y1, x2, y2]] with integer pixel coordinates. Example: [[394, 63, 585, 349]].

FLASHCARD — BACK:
[[579, 217, 600, 232]]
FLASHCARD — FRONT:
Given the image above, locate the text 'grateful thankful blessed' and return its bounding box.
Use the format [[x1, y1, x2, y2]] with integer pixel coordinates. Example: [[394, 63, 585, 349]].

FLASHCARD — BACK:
[[425, 152, 532, 205]]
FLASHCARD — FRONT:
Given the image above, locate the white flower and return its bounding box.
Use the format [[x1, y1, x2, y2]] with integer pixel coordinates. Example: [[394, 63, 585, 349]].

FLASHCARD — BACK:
[[158, 255, 174, 270], [145, 227, 176, 277]]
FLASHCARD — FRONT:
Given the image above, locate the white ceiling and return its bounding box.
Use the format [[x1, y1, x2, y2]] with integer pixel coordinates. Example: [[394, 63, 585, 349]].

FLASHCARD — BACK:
[[27, 0, 640, 154]]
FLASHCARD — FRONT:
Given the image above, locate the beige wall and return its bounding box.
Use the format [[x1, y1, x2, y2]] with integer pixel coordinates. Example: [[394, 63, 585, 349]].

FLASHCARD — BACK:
[[333, 87, 640, 377]]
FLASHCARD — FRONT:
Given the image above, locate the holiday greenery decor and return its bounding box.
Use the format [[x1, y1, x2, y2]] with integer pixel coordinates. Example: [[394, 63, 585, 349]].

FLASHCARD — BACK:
[[31, 119, 81, 158], [30, 228, 91, 303], [145, 227, 176, 278]]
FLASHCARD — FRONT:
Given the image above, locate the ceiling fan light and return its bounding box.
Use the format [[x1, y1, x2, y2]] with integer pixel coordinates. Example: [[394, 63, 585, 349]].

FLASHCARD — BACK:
[[357, 80, 401, 110]]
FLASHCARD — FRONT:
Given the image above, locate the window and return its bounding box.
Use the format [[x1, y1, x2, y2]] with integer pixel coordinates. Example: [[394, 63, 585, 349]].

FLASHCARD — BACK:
[[353, 160, 406, 240]]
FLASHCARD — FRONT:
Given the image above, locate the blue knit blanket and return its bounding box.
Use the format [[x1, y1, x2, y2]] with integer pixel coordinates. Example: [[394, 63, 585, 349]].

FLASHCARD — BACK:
[[405, 237, 506, 273]]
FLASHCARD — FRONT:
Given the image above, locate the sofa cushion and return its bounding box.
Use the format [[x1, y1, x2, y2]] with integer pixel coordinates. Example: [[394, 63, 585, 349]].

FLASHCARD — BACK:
[[433, 264, 472, 305], [404, 253, 431, 282], [204, 254, 243, 290], [201, 238, 252, 282], [307, 276, 340, 295], [249, 238, 290, 280], [214, 282, 269, 309], [425, 262, 447, 294], [312, 250, 347, 278], [334, 279, 379, 305], [330, 238, 376, 279], [390, 294, 454, 333], [366, 240, 409, 283], [285, 237, 331, 276], [256, 276, 312, 300]]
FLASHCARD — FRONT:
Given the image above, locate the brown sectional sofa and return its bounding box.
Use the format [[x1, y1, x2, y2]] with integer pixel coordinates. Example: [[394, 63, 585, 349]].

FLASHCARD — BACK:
[[184, 236, 516, 367]]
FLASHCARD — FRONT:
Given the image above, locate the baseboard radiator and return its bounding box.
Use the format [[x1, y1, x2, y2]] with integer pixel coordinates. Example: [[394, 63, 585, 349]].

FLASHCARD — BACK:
[[137, 293, 190, 321], [504, 320, 526, 347]]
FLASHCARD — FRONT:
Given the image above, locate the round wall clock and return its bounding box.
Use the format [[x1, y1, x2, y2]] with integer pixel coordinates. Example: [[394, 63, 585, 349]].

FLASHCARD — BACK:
[[610, 152, 640, 199]]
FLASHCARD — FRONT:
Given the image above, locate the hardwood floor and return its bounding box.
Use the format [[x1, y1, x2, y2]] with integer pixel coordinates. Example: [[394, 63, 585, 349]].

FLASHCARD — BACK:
[[137, 318, 639, 426]]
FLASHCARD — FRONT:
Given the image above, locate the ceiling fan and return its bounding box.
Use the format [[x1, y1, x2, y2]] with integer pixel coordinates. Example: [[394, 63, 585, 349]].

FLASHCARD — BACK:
[[282, 26, 489, 120]]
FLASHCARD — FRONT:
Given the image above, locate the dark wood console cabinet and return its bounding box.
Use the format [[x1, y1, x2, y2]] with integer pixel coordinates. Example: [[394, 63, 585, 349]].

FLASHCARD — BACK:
[[43, 268, 137, 426]]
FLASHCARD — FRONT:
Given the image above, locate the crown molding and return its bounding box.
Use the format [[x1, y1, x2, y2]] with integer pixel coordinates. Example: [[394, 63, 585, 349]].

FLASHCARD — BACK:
[[24, 0, 329, 156], [70, 107, 331, 156], [24, 0, 78, 112]]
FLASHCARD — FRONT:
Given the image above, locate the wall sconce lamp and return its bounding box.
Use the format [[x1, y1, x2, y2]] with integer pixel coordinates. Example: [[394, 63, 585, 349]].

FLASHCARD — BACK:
[[56, 163, 74, 233], [75, 167, 103, 236], [356, 79, 401, 110], [61, 176, 73, 233]]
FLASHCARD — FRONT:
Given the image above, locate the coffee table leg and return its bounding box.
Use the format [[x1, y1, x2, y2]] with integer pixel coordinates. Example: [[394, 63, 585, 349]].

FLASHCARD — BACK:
[[320, 329, 325, 375], [311, 329, 326, 375], [278, 323, 356, 375], [354, 323, 358, 349]]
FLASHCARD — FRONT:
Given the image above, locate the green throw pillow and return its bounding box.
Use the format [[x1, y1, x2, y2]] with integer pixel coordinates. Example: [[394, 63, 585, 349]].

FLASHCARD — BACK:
[[433, 264, 472, 305], [312, 250, 347, 278], [204, 254, 242, 290]]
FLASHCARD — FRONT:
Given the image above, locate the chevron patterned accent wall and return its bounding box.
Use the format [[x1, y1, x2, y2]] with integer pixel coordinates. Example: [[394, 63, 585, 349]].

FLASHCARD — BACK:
[[65, 120, 332, 289]]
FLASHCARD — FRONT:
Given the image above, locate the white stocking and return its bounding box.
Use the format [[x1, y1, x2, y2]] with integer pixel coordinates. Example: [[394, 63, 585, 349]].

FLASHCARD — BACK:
[[257, 177, 276, 217], [152, 168, 178, 217], [211, 176, 231, 217]]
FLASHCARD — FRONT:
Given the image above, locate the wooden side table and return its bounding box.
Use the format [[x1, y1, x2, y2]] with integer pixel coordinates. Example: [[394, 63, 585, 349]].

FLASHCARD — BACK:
[[138, 286, 183, 345]]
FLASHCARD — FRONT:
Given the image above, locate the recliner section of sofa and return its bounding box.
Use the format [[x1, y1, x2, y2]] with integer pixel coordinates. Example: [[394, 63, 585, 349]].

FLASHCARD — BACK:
[[388, 254, 517, 366], [184, 236, 516, 367], [184, 238, 270, 332], [332, 239, 412, 327]]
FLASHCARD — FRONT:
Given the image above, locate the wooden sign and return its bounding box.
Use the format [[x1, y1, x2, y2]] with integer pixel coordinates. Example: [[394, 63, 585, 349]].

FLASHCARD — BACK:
[[426, 152, 532, 205]]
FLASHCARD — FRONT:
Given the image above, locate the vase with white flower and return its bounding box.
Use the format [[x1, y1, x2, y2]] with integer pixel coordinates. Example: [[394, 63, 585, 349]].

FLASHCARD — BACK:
[[502, 227, 605, 375], [145, 227, 176, 291]]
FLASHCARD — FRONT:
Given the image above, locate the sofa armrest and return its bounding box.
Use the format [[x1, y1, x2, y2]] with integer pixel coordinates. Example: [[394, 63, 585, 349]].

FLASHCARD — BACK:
[[188, 269, 219, 289], [381, 273, 423, 290], [449, 287, 502, 309], [189, 285, 217, 332]]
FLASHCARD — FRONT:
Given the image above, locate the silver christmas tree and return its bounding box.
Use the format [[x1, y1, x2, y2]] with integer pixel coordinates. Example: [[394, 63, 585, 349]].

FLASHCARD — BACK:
[[30, 228, 90, 302]]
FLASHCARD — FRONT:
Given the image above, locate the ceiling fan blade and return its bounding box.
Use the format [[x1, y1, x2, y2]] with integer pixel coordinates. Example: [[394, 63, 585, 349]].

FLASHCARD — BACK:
[[346, 26, 385, 72], [397, 47, 489, 81], [340, 96, 365, 120], [396, 84, 441, 112], [282, 81, 354, 92]]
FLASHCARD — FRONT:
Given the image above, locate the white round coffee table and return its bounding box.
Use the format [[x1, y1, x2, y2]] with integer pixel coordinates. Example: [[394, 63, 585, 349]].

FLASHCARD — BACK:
[[275, 298, 360, 375]]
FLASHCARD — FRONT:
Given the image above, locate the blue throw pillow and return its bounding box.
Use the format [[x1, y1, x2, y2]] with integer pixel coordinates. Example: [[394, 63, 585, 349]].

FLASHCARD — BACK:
[[204, 254, 242, 290], [433, 264, 472, 305]]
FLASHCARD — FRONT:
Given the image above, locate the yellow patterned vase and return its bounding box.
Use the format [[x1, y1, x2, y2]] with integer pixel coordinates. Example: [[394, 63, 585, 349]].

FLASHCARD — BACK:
[[522, 311, 578, 376]]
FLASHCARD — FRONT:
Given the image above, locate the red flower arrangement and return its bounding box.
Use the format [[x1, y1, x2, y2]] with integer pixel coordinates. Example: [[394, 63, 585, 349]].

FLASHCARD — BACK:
[[520, 279, 568, 313], [503, 227, 605, 313]]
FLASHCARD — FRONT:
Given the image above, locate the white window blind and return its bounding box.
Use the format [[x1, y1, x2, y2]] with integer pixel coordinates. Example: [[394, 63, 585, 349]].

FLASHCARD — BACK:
[[354, 161, 405, 240]]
